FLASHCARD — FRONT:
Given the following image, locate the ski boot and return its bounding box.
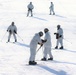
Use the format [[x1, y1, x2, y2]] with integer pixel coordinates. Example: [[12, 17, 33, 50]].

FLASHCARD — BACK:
[[31, 14, 33, 17], [53, 13, 55, 15], [15, 40, 17, 42], [48, 58, 53, 60], [29, 61, 37, 65], [59, 46, 63, 49], [6, 39, 10, 43], [49, 13, 51, 15], [55, 46, 58, 49], [41, 57, 46, 61]]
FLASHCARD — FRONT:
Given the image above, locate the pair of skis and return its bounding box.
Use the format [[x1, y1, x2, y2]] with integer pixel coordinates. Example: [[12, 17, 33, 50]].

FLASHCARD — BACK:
[[6, 41, 17, 43]]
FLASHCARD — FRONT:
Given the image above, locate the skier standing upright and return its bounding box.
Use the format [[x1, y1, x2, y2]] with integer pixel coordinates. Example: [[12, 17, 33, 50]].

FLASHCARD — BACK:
[[29, 31, 43, 65], [7, 22, 17, 42], [41, 28, 53, 61], [54, 25, 63, 49], [27, 2, 34, 17], [49, 2, 55, 15]]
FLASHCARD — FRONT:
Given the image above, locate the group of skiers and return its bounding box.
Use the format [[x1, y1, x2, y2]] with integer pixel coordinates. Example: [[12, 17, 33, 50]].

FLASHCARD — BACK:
[[6, 1, 63, 65], [29, 25, 63, 65], [29, 28, 53, 65], [7, 22, 63, 65], [27, 2, 55, 17]]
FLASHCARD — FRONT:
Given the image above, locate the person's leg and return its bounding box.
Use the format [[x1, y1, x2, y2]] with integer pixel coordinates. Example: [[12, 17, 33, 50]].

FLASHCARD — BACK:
[[13, 33, 17, 42], [27, 9, 30, 16], [55, 39, 59, 49], [8, 33, 11, 42], [49, 10, 52, 15], [52, 10, 55, 15], [41, 47, 47, 61], [31, 10, 33, 16], [48, 48, 53, 60], [29, 47, 37, 65], [59, 38, 63, 49], [29, 49, 35, 61]]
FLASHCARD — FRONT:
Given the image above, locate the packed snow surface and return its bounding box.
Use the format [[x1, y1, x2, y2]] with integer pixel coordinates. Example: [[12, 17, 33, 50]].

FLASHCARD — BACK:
[[0, 0, 76, 75]]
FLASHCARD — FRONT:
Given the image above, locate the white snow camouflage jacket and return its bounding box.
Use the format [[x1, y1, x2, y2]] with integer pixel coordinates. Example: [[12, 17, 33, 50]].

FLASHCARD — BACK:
[[27, 4, 34, 9], [44, 32, 52, 47], [7, 25, 17, 33]]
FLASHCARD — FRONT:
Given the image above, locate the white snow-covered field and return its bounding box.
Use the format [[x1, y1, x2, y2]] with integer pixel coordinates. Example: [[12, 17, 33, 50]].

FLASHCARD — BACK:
[[0, 0, 76, 75]]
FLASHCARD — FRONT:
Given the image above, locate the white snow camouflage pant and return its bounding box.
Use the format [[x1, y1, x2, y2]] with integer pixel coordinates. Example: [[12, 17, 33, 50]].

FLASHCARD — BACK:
[[29, 47, 36, 61], [50, 9, 55, 14], [8, 33, 17, 42], [56, 38, 63, 47], [43, 47, 53, 58]]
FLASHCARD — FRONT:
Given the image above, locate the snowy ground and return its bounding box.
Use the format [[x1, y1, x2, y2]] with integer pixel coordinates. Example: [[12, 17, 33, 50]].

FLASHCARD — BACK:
[[0, 0, 76, 75]]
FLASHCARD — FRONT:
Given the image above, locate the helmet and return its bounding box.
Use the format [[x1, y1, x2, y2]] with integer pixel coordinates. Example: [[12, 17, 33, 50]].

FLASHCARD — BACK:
[[39, 31, 43, 36], [57, 25, 60, 30], [30, 2, 32, 4], [44, 28, 49, 33], [57, 25, 60, 27], [51, 2, 53, 4], [11, 22, 14, 26]]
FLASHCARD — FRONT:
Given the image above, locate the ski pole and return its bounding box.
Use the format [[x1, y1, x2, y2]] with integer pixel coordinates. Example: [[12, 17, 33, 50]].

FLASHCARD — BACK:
[[1, 31, 7, 42], [36, 45, 43, 53], [63, 38, 72, 44], [41, 45, 44, 53], [17, 34, 24, 41], [17, 34, 26, 44]]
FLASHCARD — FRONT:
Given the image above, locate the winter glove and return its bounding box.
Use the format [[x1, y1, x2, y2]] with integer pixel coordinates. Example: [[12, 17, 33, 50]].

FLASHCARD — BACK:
[[9, 30, 12, 33], [7, 30, 8, 32], [56, 33, 59, 39], [41, 39, 47, 43], [54, 33, 57, 35], [38, 42, 43, 46], [14, 30, 17, 34], [8, 30, 12, 34], [41, 43, 43, 46], [38, 42, 40, 45], [59, 35, 62, 38]]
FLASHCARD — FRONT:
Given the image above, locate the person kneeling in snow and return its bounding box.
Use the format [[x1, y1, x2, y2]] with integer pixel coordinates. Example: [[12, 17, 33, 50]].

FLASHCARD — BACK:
[[7, 22, 17, 42], [41, 28, 53, 61], [29, 31, 43, 65]]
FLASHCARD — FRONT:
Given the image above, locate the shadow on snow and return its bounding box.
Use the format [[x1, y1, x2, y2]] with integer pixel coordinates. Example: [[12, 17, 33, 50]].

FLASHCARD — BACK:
[[33, 16, 48, 21], [64, 49, 76, 53], [55, 14, 67, 18], [15, 42, 30, 48], [52, 48, 76, 53], [51, 60, 76, 66], [38, 65, 67, 75]]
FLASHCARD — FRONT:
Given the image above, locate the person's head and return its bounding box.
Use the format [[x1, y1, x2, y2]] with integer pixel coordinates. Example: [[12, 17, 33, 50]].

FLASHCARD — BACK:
[[39, 31, 43, 37], [11, 22, 14, 26], [57, 25, 60, 30], [44, 28, 49, 33], [51, 2, 53, 4], [30, 2, 32, 4]]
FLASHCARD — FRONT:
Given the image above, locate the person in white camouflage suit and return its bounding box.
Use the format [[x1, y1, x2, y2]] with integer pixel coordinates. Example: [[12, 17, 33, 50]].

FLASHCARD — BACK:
[[54, 25, 63, 49], [27, 2, 34, 17], [29, 31, 43, 65], [7, 22, 17, 42], [49, 2, 55, 15], [41, 28, 53, 61]]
